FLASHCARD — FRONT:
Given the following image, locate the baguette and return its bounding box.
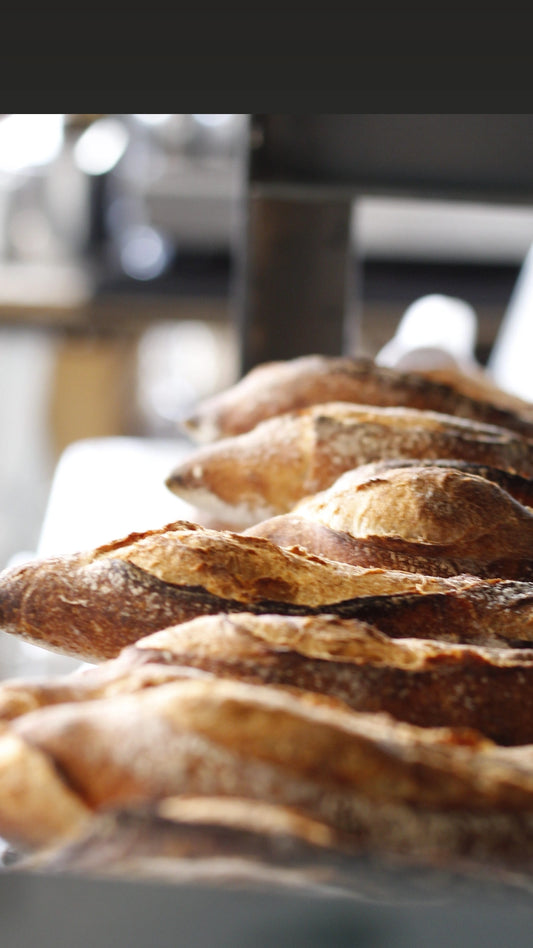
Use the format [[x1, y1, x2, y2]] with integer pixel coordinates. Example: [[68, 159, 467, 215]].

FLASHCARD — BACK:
[[5, 676, 533, 875], [17, 798, 379, 899], [2, 519, 533, 662], [2, 611, 533, 745], [0, 520, 458, 663], [19, 797, 527, 898], [247, 464, 533, 580], [132, 615, 533, 746], [181, 355, 533, 443], [167, 403, 533, 527]]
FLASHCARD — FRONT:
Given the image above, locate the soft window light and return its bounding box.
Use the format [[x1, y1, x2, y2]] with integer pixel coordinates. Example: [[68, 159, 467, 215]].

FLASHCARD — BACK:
[[132, 114, 173, 127], [0, 114, 64, 174], [192, 114, 234, 128], [73, 117, 129, 176]]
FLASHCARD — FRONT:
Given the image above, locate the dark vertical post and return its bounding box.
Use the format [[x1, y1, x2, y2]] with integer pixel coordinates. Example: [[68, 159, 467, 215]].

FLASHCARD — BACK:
[[237, 190, 354, 376]]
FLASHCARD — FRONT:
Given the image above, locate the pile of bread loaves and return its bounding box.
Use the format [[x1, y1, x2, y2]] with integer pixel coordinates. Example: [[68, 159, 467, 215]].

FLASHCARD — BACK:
[[4, 354, 533, 897]]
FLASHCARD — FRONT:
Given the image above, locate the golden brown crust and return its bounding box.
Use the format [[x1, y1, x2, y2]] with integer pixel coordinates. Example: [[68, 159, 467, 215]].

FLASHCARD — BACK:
[[11, 797, 485, 901], [247, 465, 533, 581], [3, 612, 533, 745], [418, 363, 533, 416], [168, 403, 533, 526], [293, 465, 533, 545], [0, 520, 455, 663], [0, 654, 206, 722], [169, 411, 312, 524], [6, 676, 533, 858], [334, 457, 533, 510], [0, 732, 91, 850], [16, 798, 533, 896], [18, 796, 533, 898], [249, 517, 533, 580], [131, 614, 533, 745], [8, 353, 533, 883], [3, 518, 533, 665], [311, 581, 533, 650], [17, 800, 368, 898], [181, 355, 533, 442]]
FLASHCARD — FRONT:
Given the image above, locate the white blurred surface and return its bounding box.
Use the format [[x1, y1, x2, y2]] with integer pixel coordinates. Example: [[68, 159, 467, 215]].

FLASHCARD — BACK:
[[37, 435, 196, 557], [0, 326, 56, 569], [489, 243, 533, 400], [357, 197, 533, 263]]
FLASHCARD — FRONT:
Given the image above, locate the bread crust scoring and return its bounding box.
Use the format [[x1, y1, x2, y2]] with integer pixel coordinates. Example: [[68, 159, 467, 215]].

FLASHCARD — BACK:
[[168, 403, 533, 526], [181, 355, 533, 442]]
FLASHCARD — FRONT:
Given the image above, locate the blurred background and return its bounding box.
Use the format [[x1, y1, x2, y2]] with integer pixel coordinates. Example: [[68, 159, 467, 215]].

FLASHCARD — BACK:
[[2, 112, 533, 576], [4, 112, 533, 935]]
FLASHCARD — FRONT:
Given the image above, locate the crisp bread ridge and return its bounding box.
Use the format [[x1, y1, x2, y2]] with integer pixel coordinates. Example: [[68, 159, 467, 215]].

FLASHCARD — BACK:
[[249, 517, 533, 581], [5, 352, 533, 885], [2, 518, 533, 661], [0, 554, 381, 664], [0, 554, 463, 665], [129, 613, 533, 746], [245, 464, 533, 580], [326, 583, 533, 648], [167, 403, 533, 526], [0, 519, 464, 663], [335, 458, 533, 510], [181, 355, 533, 442], [3, 612, 533, 746]]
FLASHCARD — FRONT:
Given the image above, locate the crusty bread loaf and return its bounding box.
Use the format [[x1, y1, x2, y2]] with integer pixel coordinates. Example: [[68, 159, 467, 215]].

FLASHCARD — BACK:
[[0, 520, 461, 662], [181, 354, 533, 443], [3, 611, 533, 745], [6, 675, 533, 879], [247, 464, 533, 581], [3, 517, 533, 661], [131, 615, 533, 746], [18, 796, 531, 898], [167, 403, 533, 527], [17, 798, 377, 899]]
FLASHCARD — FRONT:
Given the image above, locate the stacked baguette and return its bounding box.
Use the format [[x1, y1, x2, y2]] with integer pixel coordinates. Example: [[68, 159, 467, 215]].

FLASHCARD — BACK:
[[4, 354, 533, 895]]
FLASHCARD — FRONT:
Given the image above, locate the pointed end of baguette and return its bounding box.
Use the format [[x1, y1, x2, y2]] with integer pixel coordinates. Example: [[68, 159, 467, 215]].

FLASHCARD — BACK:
[[0, 731, 91, 851]]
